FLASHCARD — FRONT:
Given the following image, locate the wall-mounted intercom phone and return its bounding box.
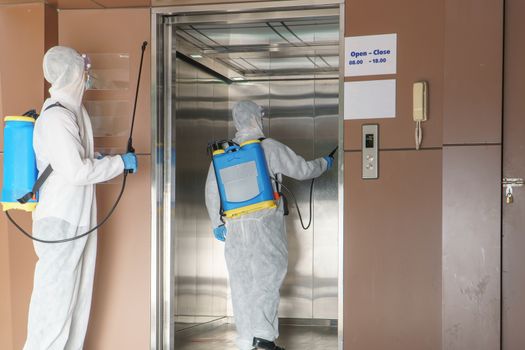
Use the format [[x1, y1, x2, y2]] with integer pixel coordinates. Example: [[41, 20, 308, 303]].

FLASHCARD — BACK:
[[413, 81, 428, 150]]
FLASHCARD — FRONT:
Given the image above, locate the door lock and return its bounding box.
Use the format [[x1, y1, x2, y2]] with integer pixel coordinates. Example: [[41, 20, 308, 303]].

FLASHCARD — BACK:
[[502, 178, 524, 204]]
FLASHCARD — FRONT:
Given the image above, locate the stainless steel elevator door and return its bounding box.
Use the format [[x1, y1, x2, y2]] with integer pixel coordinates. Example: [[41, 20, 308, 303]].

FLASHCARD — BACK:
[[171, 7, 340, 322], [173, 57, 230, 324]]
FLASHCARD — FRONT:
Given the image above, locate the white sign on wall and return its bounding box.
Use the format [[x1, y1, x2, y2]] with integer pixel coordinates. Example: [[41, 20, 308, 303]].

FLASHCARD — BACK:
[[345, 33, 397, 77], [344, 79, 396, 120]]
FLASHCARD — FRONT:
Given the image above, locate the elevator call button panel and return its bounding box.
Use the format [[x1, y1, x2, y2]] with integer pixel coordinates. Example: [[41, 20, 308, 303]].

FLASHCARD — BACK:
[[362, 124, 379, 179]]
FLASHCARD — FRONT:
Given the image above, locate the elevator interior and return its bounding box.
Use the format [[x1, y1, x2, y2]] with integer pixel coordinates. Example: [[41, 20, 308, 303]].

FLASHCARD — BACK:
[[155, 3, 343, 348]]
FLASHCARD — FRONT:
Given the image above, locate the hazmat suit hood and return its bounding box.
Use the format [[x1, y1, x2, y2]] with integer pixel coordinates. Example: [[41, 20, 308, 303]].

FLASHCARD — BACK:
[[43, 46, 86, 112], [233, 100, 265, 143]]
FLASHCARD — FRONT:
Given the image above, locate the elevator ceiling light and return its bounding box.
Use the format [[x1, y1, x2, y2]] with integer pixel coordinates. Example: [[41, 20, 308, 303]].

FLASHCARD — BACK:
[[232, 77, 245, 81], [190, 54, 203, 59]]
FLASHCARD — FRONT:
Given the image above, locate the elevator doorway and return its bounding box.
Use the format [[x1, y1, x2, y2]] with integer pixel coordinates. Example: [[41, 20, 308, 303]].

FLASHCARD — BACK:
[[152, 1, 344, 349]]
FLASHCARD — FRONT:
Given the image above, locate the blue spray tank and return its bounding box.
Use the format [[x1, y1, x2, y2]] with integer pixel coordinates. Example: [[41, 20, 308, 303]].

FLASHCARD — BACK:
[[209, 139, 277, 219], [1, 111, 39, 212]]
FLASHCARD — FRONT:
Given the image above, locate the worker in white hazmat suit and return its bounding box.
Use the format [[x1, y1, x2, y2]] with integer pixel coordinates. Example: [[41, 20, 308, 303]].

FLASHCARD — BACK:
[[23, 46, 137, 350], [205, 100, 334, 350]]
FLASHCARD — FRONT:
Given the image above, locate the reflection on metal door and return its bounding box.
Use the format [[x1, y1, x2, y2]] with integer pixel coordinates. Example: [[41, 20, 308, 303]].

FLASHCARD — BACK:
[[502, 0, 525, 348]]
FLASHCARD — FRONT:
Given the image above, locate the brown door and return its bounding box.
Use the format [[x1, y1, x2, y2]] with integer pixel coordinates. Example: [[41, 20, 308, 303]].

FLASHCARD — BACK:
[[502, 1, 525, 348]]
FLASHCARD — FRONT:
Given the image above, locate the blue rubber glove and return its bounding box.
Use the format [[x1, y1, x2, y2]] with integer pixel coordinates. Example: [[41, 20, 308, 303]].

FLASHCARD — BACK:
[[323, 156, 334, 170], [121, 152, 138, 173], [213, 225, 227, 242], [95, 152, 105, 160]]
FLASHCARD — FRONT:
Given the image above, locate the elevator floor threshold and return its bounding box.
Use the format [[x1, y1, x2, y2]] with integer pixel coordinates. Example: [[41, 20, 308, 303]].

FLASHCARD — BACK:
[[174, 323, 337, 350]]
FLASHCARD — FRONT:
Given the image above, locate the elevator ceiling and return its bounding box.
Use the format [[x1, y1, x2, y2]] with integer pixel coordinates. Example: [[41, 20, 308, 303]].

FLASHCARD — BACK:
[[172, 8, 340, 80]]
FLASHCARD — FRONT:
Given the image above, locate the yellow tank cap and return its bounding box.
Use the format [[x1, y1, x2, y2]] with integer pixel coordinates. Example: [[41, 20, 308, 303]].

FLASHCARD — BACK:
[[1, 201, 37, 212], [213, 149, 225, 156], [4, 116, 36, 123]]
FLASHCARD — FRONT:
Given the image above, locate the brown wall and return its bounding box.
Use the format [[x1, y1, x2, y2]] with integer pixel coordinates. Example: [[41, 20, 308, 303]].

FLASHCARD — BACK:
[[0, 4, 151, 349], [0, 0, 506, 349], [502, 1, 525, 349], [344, 0, 503, 349], [344, 0, 444, 151], [58, 8, 151, 349], [345, 151, 442, 350], [343, 0, 444, 348], [442, 1, 502, 349], [0, 154, 13, 350], [0, 4, 56, 349]]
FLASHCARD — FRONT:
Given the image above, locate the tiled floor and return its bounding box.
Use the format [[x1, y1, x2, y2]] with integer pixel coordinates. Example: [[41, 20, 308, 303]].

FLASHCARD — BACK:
[[174, 323, 338, 350]]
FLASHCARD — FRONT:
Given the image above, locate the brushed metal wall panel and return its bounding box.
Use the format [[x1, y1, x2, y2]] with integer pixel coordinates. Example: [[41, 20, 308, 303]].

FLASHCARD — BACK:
[[442, 145, 501, 350], [173, 59, 229, 318], [344, 150, 442, 350], [228, 78, 340, 319], [174, 58, 198, 316], [270, 80, 316, 319], [171, 6, 340, 322], [195, 67, 216, 316], [312, 78, 339, 319]]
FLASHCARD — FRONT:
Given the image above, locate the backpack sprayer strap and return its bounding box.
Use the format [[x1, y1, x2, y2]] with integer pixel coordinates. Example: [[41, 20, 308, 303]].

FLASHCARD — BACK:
[[258, 137, 289, 216], [17, 165, 53, 204], [17, 102, 68, 204]]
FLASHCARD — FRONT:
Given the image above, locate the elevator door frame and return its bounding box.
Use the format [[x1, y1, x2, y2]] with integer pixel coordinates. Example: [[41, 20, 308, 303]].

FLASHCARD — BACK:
[[151, 1, 345, 349]]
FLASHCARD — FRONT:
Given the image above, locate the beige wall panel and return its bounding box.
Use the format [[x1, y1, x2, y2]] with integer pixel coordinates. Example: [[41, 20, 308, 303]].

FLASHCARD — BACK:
[[2, 0, 151, 8], [58, 8, 151, 348], [153, 0, 270, 6], [344, 150, 442, 350], [59, 8, 151, 154], [0, 4, 47, 348], [85, 155, 151, 349], [344, 0, 444, 151], [442, 145, 501, 350], [443, 0, 502, 145], [6, 212, 36, 349], [0, 0, 44, 4], [48, 0, 103, 9], [44, 5, 58, 98], [0, 3, 45, 151], [0, 154, 14, 350], [94, 0, 151, 7]]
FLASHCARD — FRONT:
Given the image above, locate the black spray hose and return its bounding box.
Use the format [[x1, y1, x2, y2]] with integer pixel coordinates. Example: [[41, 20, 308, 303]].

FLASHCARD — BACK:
[[6, 41, 148, 244], [271, 146, 337, 231], [6, 176, 127, 244], [272, 177, 315, 231]]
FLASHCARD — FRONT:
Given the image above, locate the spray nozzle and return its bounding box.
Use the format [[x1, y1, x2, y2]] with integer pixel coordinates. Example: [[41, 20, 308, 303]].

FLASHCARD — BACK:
[[328, 146, 338, 158]]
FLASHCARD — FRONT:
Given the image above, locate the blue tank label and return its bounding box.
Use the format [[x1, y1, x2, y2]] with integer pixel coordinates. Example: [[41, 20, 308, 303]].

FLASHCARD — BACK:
[[213, 141, 275, 216]]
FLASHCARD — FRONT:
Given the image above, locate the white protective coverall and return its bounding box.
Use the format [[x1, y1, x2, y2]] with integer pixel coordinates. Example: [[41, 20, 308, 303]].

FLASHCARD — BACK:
[[23, 46, 125, 350], [205, 100, 328, 350]]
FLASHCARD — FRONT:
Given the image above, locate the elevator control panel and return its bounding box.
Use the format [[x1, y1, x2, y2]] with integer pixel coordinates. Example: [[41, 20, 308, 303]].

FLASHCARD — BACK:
[[362, 124, 379, 179]]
